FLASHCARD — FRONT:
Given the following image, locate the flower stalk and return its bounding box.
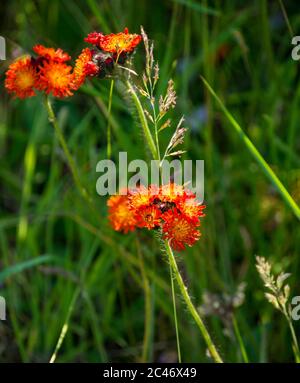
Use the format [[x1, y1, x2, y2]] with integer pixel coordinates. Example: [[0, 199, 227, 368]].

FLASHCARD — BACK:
[[169, 259, 182, 363], [106, 78, 114, 159], [165, 240, 223, 363], [126, 79, 158, 161]]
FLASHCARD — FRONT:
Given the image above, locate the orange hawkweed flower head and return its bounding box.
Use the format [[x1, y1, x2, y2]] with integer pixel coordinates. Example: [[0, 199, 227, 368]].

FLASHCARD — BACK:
[[73, 48, 99, 90], [5, 56, 38, 99], [108, 183, 205, 251], [38, 61, 74, 98], [33, 44, 71, 62], [136, 205, 162, 230], [159, 183, 186, 203], [107, 193, 137, 233], [129, 184, 159, 210], [82, 28, 141, 76], [176, 195, 206, 223], [99, 28, 142, 54], [162, 210, 201, 251]]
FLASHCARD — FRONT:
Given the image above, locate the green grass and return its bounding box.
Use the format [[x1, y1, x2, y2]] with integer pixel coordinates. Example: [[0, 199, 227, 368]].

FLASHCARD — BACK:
[[0, 0, 300, 363]]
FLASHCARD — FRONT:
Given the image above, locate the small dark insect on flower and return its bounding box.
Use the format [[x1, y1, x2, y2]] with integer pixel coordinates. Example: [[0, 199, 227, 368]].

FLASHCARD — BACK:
[[153, 198, 177, 213]]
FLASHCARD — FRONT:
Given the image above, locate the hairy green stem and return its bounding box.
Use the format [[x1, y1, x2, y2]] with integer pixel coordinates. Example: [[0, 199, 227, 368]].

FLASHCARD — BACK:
[[126, 80, 158, 160], [169, 260, 182, 363], [165, 240, 223, 363], [107, 79, 114, 159]]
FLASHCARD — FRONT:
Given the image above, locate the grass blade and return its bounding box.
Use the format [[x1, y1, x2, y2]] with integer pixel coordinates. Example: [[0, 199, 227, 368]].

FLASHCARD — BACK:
[[201, 76, 300, 221], [0, 255, 57, 283]]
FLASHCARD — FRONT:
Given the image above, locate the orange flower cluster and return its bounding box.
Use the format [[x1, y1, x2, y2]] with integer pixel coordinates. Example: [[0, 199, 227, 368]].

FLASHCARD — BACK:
[[5, 45, 77, 99], [85, 28, 142, 54], [5, 28, 142, 99], [84, 27, 142, 69], [77, 27, 141, 82], [107, 184, 205, 251]]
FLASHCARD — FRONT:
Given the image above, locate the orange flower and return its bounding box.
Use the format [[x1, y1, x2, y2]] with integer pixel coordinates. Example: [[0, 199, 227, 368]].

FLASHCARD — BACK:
[[176, 196, 206, 223], [129, 184, 159, 210], [99, 27, 142, 54], [73, 48, 99, 90], [33, 44, 71, 62], [38, 61, 74, 98], [162, 210, 201, 251], [5, 56, 38, 99], [136, 205, 162, 230], [107, 194, 137, 233], [159, 183, 186, 203]]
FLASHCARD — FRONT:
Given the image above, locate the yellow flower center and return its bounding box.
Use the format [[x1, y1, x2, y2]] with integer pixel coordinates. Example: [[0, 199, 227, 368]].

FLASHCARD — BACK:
[[15, 69, 35, 90], [172, 218, 190, 240], [47, 67, 70, 87]]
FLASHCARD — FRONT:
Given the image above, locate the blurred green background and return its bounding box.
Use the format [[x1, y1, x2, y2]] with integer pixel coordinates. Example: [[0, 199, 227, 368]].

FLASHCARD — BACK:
[[0, 0, 300, 362]]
